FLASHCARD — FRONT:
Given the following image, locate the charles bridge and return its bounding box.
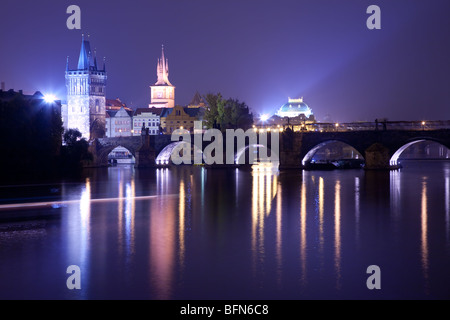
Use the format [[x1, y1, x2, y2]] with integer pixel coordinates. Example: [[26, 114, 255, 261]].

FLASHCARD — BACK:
[[88, 120, 450, 170]]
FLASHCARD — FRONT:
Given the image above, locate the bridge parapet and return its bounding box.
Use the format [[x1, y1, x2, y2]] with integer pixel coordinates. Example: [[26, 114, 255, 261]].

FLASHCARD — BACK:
[[305, 120, 450, 132]]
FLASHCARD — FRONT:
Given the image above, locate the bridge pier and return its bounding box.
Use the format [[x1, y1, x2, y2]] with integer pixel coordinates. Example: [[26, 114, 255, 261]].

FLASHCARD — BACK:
[[364, 143, 397, 170], [86, 139, 108, 167], [278, 129, 303, 169], [135, 133, 156, 168]]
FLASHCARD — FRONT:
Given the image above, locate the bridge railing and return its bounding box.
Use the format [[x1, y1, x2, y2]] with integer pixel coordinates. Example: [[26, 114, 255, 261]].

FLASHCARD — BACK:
[[304, 120, 450, 132]]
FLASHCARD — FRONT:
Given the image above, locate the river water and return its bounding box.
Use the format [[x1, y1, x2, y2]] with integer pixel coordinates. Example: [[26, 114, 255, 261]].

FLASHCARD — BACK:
[[0, 160, 449, 299]]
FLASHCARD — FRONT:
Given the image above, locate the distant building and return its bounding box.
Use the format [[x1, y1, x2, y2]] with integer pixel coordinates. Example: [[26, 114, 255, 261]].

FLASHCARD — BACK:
[[275, 97, 314, 120], [106, 98, 130, 111], [149, 46, 175, 108], [133, 107, 163, 135], [187, 91, 206, 108], [65, 35, 107, 140], [256, 97, 316, 132], [160, 105, 204, 134], [105, 106, 133, 137]]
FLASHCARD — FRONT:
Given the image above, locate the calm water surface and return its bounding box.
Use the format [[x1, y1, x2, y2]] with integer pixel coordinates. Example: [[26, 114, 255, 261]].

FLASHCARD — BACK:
[[0, 161, 449, 299]]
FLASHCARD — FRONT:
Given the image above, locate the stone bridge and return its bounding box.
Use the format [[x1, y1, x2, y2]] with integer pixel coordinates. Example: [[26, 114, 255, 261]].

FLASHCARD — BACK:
[[279, 129, 450, 169], [87, 127, 450, 170]]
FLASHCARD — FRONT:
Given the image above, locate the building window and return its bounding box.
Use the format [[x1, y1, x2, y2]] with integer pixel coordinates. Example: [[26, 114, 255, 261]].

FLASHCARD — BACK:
[[95, 99, 99, 113]]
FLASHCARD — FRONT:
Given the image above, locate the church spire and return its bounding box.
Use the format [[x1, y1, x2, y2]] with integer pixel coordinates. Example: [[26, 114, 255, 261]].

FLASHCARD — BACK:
[[155, 44, 172, 86]]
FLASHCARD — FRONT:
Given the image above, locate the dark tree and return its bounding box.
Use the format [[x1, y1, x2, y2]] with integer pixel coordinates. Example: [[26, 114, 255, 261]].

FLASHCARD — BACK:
[[61, 129, 93, 171], [203, 93, 253, 131]]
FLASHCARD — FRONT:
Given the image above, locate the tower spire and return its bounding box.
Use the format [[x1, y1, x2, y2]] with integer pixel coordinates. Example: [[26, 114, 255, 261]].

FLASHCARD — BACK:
[[94, 48, 98, 70], [77, 34, 89, 70], [155, 44, 172, 86]]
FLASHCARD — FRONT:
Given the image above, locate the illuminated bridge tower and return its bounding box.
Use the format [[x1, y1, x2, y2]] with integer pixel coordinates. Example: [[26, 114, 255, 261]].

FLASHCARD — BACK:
[[65, 35, 107, 140]]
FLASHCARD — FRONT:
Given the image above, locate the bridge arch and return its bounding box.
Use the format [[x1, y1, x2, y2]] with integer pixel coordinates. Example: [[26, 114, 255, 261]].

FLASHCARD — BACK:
[[235, 144, 278, 165], [97, 144, 137, 165], [156, 141, 203, 164], [301, 140, 364, 166], [390, 138, 450, 166], [93, 136, 143, 166]]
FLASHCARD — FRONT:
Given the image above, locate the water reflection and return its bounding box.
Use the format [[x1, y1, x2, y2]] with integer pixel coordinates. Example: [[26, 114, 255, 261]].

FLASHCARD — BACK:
[[179, 180, 186, 270], [355, 177, 360, 246], [276, 183, 282, 287], [124, 179, 136, 260], [51, 162, 450, 299], [251, 169, 278, 278], [334, 180, 341, 290], [421, 179, 429, 293], [300, 173, 307, 286], [390, 170, 401, 220], [65, 178, 91, 298], [318, 177, 325, 268], [445, 168, 450, 247], [149, 168, 175, 299]]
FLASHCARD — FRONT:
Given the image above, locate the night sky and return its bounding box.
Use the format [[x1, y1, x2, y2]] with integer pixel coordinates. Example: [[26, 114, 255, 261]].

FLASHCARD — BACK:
[[1, 0, 449, 122]]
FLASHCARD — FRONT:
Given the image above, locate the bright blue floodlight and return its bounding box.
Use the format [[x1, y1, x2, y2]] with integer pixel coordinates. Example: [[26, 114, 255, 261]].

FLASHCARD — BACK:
[[44, 94, 57, 103]]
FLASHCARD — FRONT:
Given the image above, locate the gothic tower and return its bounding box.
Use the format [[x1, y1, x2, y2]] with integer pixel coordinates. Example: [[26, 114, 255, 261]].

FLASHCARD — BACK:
[[149, 45, 175, 108], [66, 35, 107, 140]]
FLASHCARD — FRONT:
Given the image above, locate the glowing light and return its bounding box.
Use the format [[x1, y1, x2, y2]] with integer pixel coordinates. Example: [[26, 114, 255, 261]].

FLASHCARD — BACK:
[[260, 114, 270, 122], [390, 140, 426, 166], [421, 121, 426, 126], [335, 123, 339, 127], [44, 94, 57, 103]]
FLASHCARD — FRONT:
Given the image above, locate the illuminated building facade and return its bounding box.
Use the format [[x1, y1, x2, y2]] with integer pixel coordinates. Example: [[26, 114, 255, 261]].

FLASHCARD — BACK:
[[133, 107, 163, 135], [65, 35, 107, 140], [256, 97, 316, 132], [275, 97, 314, 120], [105, 107, 133, 137], [160, 105, 204, 134]]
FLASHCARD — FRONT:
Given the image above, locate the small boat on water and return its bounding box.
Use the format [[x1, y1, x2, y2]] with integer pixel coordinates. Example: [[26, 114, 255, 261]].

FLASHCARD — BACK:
[[332, 159, 365, 169], [305, 159, 365, 170]]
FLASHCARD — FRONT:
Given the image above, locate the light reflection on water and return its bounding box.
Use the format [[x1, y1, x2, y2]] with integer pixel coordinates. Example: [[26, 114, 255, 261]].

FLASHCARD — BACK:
[[0, 161, 450, 299]]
